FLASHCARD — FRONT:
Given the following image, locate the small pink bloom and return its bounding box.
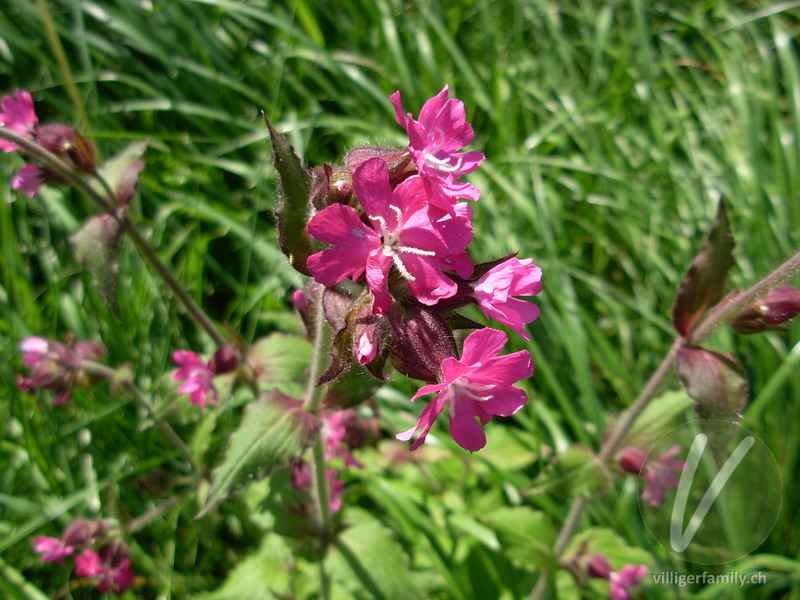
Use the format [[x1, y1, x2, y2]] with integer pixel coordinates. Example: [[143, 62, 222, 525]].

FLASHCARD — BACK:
[[356, 331, 378, 365], [0, 89, 38, 152], [473, 257, 542, 340], [397, 328, 533, 452], [172, 350, 217, 408], [11, 164, 45, 197], [642, 445, 685, 507], [391, 86, 484, 212], [75, 542, 134, 595], [307, 157, 473, 313], [32, 536, 74, 563], [20, 336, 51, 367], [322, 409, 360, 468], [609, 564, 648, 600]]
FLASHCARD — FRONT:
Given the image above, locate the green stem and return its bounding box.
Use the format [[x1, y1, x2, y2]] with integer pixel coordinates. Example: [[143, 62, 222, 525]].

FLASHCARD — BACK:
[[35, 0, 91, 132], [527, 247, 800, 600], [80, 360, 202, 475], [0, 127, 227, 348]]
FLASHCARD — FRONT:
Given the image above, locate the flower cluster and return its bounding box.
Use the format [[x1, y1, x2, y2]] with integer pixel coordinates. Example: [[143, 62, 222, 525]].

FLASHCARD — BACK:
[[17, 336, 106, 405], [33, 519, 135, 595], [286, 86, 542, 452], [1, 89, 97, 197]]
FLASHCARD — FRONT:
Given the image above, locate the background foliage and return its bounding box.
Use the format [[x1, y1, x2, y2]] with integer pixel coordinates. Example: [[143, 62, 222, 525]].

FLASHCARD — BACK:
[[1, 0, 799, 598]]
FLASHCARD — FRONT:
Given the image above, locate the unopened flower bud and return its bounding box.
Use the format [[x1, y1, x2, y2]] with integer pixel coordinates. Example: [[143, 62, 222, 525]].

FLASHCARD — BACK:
[[291, 459, 312, 492], [388, 306, 457, 383], [209, 346, 239, 375], [344, 145, 414, 186], [62, 518, 107, 548], [617, 446, 648, 475], [34, 124, 97, 174], [586, 554, 613, 579], [730, 285, 800, 334]]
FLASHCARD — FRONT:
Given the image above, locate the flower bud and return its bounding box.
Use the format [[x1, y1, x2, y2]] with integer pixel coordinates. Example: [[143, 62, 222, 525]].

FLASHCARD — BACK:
[[34, 124, 97, 174], [344, 145, 414, 186], [730, 285, 800, 334], [209, 346, 239, 375], [388, 306, 457, 383], [586, 554, 613, 579], [617, 446, 648, 475], [62, 518, 108, 548]]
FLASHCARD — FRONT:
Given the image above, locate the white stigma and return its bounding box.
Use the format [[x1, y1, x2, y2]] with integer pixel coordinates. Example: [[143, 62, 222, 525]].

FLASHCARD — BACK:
[[369, 205, 436, 282]]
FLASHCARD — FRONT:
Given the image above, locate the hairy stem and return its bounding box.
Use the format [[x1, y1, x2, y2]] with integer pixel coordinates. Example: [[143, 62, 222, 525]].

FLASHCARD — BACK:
[[528, 248, 800, 600], [0, 127, 226, 347]]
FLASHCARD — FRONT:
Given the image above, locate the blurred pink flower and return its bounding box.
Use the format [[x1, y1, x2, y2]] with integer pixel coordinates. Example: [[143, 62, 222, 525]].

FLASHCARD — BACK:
[[0, 89, 38, 152], [11, 164, 45, 197], [642, 445, 685, 507], [473, 257, 542, 340], [391, 85, 484, 212], [32, 536, 74, 563], [609, 564, 648, 600], [307, 157, 473, 313], [74, 542, 134, 595], [172, 350, 217, 408], [18, 336, 106, 405], [397, 328, 533, 452]]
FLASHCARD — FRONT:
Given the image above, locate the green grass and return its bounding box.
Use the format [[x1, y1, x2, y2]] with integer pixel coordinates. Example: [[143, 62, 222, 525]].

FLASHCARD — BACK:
[[2, 0, 800, 598]]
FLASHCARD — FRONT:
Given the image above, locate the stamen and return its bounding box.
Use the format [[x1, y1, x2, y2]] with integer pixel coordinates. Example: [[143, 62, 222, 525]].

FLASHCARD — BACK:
[[391, 254, 415, 281], [423, 152, 463, 174], [396, 245, 436, 257], [389, 204, 403, 226], [368, 214, 389, 235]]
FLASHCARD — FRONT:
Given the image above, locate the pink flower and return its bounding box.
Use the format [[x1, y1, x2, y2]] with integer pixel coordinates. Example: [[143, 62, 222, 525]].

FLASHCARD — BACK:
[[0, 89, 38, 152], [32, 536, 74, 563], [11, 164, 45, 197], [74, 542, 135, 595], [355, 331, 378, 365], [609, 564, 648, 600], [307, 157, 474, 313], [397, 328, 533, 452], [642, 445, 685, 507], [172, 350, 217, 408], [473, 257, 542, 340], [18, 336, 106, 405], [617, 445, 685, 507], [391, 85, 485, 212]]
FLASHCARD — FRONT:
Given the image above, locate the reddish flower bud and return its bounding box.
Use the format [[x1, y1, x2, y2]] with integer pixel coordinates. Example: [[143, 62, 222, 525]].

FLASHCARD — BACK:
[[617, 446, 648, 475], [586, 554, 613, 579], [209, 346, 239, 375], [730, 285, 800, 334], [344, 145, 414, 186], [62, 518, 108, 548], [34, 124, 97, 174], [388, 306, 457, 383]]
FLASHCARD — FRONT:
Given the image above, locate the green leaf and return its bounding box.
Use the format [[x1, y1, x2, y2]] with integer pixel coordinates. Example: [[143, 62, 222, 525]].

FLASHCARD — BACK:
[[193, 533, 292, 600], [676, 347, 749, 464], [526, 445, 613, 499], [619, 389, 694, 449], [671, 198, 736, 336], [676, 348, 749, 421], [481, 507, 555, 570], [264, 113, 314, 276], [248, 333, 312, 397], [566, 527, 653, 567], [69, 207, 126, 311], [92, 141, 147, 204], [196, 390, 319, 518], [330, 509, 426, 600]]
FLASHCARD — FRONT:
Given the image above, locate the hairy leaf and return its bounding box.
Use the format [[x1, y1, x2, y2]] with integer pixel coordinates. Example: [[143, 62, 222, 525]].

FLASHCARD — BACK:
[[672, 199, 735, 336], [69, 207, 126, 311], [264, 114, 314, 276], [197, 390, 319, 518]]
